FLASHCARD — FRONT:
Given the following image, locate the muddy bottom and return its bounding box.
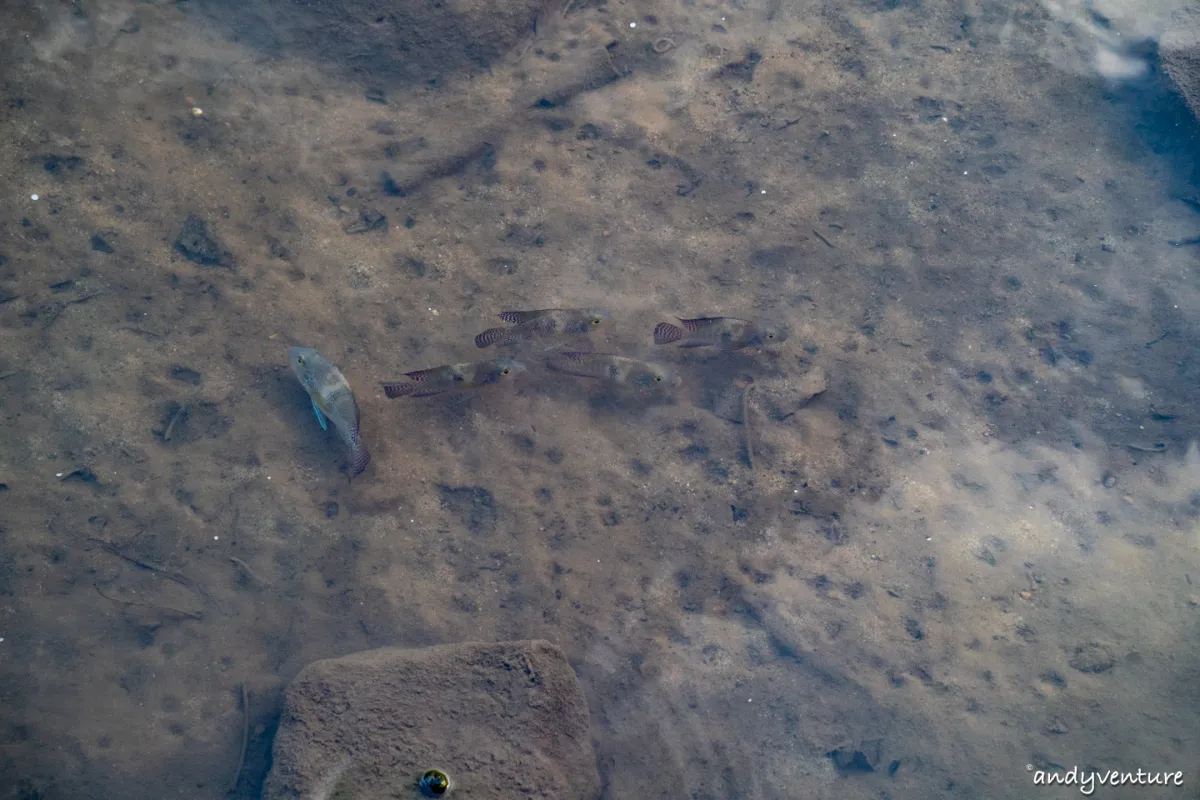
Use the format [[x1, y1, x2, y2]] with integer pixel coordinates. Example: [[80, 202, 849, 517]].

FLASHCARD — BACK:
[[1, 0, 1198, 798]]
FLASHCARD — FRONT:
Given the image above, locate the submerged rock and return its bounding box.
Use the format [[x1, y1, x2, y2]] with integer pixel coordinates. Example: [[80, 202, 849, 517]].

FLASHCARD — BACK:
[[265, 640, 601, 799], [1160, 8, 1200, 121]]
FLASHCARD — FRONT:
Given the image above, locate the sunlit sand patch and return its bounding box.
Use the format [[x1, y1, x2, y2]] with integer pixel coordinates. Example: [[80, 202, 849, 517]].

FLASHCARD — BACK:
[[1039, 0, 1188, 78], [590, 612, 841, 797], [1115, 374, 1148, 400]]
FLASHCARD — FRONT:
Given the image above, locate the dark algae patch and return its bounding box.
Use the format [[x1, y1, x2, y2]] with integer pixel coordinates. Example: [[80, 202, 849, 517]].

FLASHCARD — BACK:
[[174, 216, 232, 268]]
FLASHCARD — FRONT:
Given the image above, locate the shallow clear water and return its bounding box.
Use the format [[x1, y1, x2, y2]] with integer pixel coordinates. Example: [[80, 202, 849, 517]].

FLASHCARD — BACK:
[[1, 0, 1198, 797]]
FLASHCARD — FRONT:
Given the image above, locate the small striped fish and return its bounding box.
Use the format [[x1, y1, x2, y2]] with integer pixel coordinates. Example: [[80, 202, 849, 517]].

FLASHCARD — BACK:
[[653, 317, 788, 350], [546, 352, 680, 389], [475, 308, 609, 348], [381, 358, 525, 398]]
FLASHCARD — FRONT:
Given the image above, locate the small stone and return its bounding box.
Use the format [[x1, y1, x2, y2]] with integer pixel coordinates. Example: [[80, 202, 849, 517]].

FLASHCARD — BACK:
[[268, 237, 290, 260], [488, 256, 518, 275], [1043, 717, 1069, 735], [344, 207, 387, 234], [1067, 642, 1115, 674], [755, 369, 828, 421], [173, 215, 231, 267]]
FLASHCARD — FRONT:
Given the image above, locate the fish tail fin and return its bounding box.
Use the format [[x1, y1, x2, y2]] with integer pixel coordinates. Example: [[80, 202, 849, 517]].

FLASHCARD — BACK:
[[348, 439, 371, 478], [475, 327, 508, 348], [654, 322, 684, 345], [381, 381, 418, 398]]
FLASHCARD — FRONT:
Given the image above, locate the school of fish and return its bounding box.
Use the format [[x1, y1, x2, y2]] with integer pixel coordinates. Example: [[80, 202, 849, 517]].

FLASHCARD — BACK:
[[289, 309, 788, 478]]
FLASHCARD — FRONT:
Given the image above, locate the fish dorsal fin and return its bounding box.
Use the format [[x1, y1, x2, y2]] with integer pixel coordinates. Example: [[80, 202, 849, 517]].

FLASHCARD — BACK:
[[402, 368, 434, 380], [678, 317, 723, 330], [498, 310, 546, 324], [559, 351, 591, 363]]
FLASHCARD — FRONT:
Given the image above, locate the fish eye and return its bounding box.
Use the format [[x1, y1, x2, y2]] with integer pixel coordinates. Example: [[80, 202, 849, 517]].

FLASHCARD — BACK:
[[296, 355, 305, 365], [501, 368, 510, 375], [655, 375, 663, 382], [591, 317, 602, 325], [767, 332, 775, 339]]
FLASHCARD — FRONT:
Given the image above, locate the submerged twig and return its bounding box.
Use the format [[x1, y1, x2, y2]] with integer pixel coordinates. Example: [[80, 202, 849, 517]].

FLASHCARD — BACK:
[[231, 681, 250, 793], [230, 556, 269, 587], [742, 385, 756, 476], [603, 50, 624, 78], [93, 582, 204, 620], [68, 292, 105, 305], [163, 404, 188, 441], [88, 537, 221, 614], [87, 537, 194, 589], [121, 327, 162, 339]]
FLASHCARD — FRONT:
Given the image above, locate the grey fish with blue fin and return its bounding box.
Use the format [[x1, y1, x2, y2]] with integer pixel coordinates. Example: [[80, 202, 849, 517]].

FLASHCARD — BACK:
[[475, 308, 610, 348], [381, 358, 525, 398], [288, 346, 370, 478], [546, 352, 681, 389], [653, 316, 788, 350]]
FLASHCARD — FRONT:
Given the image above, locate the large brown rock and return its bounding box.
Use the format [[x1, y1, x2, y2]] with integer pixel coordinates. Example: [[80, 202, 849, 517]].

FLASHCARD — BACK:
[[264, 640, 601, 799], [1160, 6, 1200, 120]]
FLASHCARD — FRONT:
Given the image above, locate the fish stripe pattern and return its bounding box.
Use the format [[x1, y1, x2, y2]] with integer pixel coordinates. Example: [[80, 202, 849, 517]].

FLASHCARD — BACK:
[[498, 311, 539, 323], [475, 327, 510, 348], [653, 323, 684, 344], [381, 382, 419, 398]]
